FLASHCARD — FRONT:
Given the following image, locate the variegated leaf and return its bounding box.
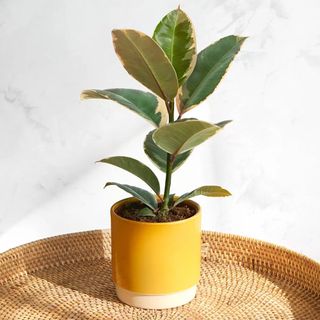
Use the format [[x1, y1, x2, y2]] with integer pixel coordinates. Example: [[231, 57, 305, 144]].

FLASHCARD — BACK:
[[174, 185, 231, 206], [152, 120, 221, 155], [98, 156, 160, 195], [104, 182, 158, 210], [178, 36, 247, 114], [81, 88, 167, 127], [112, 29, 178, 100], [153, 7, 196, 85], [144, 129, 192, 172]]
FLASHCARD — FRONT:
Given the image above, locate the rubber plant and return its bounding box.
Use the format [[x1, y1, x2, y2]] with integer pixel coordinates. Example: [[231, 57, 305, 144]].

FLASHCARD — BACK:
[[81, 10, 246, 218], [81, 7, 246, 309]]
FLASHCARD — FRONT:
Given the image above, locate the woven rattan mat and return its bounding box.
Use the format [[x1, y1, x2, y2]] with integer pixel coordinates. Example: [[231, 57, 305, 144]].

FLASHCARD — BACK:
[[0, 230, 319, 319]]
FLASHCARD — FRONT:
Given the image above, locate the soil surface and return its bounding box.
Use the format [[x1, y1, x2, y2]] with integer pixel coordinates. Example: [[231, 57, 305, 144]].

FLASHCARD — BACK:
[[116, 201, 197, 223]]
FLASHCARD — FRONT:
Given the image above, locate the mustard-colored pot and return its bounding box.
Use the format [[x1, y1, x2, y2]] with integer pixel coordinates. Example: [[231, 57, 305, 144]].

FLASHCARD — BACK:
[[111, 197, 201, 309]]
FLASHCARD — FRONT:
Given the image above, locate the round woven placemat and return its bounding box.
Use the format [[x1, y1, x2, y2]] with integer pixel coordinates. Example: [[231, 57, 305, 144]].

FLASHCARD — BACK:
[[0, 230, 319, 319]]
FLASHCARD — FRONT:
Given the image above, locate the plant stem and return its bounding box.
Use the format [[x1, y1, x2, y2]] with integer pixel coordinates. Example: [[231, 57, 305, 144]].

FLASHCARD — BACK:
[[161, 100, 174, 212], [162, 154, 173, 210], [168, 100, 174, 123]]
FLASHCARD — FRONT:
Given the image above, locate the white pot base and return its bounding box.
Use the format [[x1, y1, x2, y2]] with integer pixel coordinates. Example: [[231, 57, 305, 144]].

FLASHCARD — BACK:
[[115, 285, 197, 309]]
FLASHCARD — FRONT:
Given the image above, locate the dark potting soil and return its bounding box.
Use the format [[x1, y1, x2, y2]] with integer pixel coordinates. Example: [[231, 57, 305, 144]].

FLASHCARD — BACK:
[[116, 201, 197, 223]]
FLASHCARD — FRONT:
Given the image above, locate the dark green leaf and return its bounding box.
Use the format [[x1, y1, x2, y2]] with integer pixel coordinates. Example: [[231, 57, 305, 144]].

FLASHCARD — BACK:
[[168, 193, 176, 207], [136, 207, 156, 217], [175, 185, 231, 206], [144, 130, 192, 172], [99, 156, 160, 194], [104, 182, 158, 210], [153, 7, 196, 85], [112, 29, 178, 100], [178, 36, 247, 114], [81, 89, 167, 127], [215, 120, 232, 128]]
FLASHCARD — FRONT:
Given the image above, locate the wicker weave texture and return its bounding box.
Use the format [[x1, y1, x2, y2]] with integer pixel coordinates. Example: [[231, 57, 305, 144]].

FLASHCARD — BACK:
[[0, 230, 319, 319]]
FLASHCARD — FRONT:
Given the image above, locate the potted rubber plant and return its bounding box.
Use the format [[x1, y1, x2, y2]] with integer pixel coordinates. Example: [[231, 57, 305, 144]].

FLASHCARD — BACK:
[[81, 7, 246, 309]]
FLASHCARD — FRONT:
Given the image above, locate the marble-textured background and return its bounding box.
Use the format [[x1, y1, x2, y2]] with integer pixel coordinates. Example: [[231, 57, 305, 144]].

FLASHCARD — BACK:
[[1, 0, 320, 261]]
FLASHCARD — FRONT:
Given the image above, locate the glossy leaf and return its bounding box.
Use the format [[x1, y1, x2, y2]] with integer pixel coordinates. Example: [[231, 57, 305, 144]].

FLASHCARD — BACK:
[[174, 185, 231, 206], [178, 35, 247, 114], [153, 7, 196, 85], [112, 29, 178, 100], [98, 156, 160, 194], [104, 182, 158, 210], [81, 89, 167, 127], [152, 120, 221, 155], [144, 129, 192, 172]]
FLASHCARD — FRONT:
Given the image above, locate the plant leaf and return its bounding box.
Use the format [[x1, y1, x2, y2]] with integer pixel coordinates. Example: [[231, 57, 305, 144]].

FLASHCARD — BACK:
[[177, 117, 198, 122], [215, 120, 232, 128], [136, 207, 156, 217], [168, 193, 176, 207], [153, 7, 196, 85], [144, 129, 192, 172], [81, 89, 167, 127], [152, 120, 221, 155], [112, 29, 178, 100], [99, 156, 160, 194], [174, 185, 231, 206], [178, 35, 247, 114], [104, 182, 158, 210]]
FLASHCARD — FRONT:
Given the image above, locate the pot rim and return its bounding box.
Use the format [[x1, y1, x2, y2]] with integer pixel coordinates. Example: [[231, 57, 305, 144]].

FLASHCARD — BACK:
[[110, 196, 201, 226]]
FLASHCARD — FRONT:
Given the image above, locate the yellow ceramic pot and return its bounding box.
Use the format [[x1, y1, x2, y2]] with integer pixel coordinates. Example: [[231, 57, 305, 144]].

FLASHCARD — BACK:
[[111, 197, 201, 309]]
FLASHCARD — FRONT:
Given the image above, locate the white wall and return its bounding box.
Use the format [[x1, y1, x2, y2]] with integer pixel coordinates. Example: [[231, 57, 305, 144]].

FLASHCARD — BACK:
[[1, 0, 320, 261]]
